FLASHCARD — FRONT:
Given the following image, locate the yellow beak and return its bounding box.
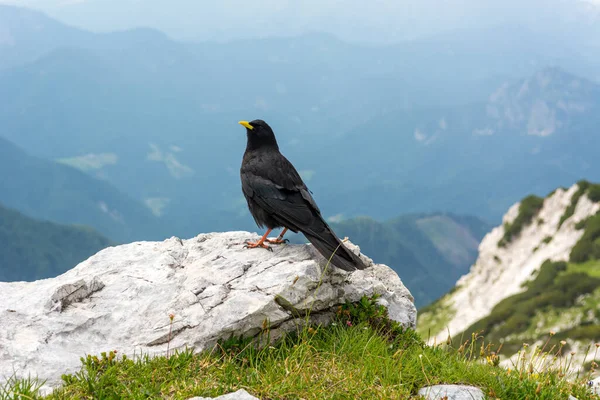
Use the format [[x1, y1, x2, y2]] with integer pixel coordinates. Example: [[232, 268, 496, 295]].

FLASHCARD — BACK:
[[238, 121, 253, 130]]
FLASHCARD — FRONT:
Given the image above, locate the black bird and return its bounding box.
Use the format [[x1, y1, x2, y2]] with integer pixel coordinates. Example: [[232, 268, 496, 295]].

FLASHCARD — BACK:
[[238, 119, 367, 272]]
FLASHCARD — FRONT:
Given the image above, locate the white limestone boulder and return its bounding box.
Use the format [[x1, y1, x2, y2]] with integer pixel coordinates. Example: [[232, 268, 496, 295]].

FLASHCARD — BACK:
[[418, 384, 485, 400], [0, 231, 415, 392]]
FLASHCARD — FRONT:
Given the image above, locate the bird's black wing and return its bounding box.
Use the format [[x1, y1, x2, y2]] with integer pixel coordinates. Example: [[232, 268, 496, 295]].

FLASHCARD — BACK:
[[241, 151, 321, 220], [241, 155, 366, 271], [241, 171, 316, 234]]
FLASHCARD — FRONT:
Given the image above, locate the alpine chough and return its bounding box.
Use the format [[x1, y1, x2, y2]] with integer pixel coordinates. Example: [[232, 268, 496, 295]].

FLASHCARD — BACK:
[[238, 119, 367, 272]]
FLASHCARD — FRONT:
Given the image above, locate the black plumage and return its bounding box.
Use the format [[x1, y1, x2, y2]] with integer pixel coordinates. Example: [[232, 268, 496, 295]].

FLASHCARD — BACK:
[[238, 119, 367, 272]]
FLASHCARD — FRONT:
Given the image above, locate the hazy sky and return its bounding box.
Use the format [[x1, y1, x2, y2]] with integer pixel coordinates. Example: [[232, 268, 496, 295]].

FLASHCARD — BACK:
[[2, 0, 599, 43]]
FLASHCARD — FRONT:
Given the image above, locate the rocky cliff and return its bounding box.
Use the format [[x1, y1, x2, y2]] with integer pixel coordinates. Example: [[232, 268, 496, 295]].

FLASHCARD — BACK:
[[418, 181, 600, 356]]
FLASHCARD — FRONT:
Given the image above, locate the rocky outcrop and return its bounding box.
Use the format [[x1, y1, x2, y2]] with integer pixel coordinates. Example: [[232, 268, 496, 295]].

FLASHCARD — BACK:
[[422, 183, 599, 343], [0, 231, 415, 392]]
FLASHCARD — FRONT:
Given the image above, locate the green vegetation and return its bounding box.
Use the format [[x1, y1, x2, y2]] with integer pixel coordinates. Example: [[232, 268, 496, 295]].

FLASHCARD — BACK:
[[498, 195, 544, 247], [589, 185, 600, 202], [567, 259, 600, 278], [542, 236, 553, 245], [570, 211, 600, 263], [457, 260, 600, 356], [554, 325, 600, 342], [0, 204, 114, 281], [417, 297, 456, 339], [559, 180, 590, 229], [576, 219, 588, 230], [2, 295, 597, 400]]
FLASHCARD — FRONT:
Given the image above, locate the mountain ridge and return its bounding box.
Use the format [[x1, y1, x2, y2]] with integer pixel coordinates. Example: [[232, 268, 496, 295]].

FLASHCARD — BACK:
[[0, 136, 164, 242], [418, 181, 600, 369], [2, 5, 600, 236], [0, 202, 114, 282]]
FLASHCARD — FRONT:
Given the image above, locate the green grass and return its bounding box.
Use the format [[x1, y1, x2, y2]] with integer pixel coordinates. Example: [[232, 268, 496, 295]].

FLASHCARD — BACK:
[[567, 259, 600, 278], [416, 297, 456, 339], [589, 188, 600, 202], [587, 183, 600, 203], [559, 181, 590, 229], [513, 284, 600, 345], [2, 295, 598, 400], [570, 211, 600, 263], [498, 195, 545, 248]]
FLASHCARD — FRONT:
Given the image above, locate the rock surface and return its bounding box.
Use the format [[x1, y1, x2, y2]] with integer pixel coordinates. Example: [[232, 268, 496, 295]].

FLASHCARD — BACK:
[[188, 389, 259, 400], [418, 384, 484, 400], [0, 231, 415, 392], [592, 377, 600, 394]]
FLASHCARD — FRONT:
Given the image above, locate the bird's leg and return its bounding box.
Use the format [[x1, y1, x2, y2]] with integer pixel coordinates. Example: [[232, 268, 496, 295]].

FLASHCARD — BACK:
[[266, 228, 289, 244], [244, 229, 273, 251]]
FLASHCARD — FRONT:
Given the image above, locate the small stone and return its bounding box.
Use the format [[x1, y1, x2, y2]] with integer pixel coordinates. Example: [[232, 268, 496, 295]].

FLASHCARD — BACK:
[[187, 389, 259, 400], [591, 377, 600, 394], [47, 277, 105, 311], [418, 384, 485, 400]]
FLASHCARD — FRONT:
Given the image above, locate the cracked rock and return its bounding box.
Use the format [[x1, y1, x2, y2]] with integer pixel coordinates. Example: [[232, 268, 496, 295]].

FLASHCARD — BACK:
[[0, 231, 415, 393], [418, 385, 485, 400], [47, 277, 105, 312]]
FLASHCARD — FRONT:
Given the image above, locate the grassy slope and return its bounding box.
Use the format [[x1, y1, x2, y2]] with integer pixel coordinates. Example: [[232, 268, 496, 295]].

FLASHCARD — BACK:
[[2, 296, 597, 400], [455, 259, 600, 356], [0, 203, 114, 281], [418, 182, 600, 349], [447, 184, 600, 356]]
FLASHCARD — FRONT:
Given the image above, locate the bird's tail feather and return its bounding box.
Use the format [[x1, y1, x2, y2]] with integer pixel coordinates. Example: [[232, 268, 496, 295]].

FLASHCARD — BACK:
[[302, 222, 368, 272]]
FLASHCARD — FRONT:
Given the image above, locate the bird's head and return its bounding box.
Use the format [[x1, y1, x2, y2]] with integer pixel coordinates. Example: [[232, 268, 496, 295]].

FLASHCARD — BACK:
[[239, 119, 279, 151]]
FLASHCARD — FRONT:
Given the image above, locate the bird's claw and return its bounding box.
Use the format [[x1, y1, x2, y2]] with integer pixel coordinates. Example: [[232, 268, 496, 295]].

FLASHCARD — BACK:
[[265, 238, 289, 245], [244, 241, 273, 252]]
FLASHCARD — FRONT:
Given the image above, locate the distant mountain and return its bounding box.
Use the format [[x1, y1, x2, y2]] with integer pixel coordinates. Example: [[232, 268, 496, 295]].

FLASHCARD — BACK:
[[418, 181, 600, 367], [316, 68, 600, 221], [327, 213, 492, 307], [2, 5, 600, 237], [0, 203, 113, 282], [0, 136, 164, 242], [0, 5, 170, 71], [0, 5, 91, 70]]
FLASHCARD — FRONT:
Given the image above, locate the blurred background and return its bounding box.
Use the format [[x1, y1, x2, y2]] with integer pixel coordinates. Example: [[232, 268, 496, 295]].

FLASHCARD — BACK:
[[1, 0, 600, 307]]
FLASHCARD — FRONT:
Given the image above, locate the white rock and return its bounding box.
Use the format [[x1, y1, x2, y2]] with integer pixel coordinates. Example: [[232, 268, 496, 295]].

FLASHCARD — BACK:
[[418, 384, 484, 400], [591, 377, 600, 394], [0, 231, 415, 393], [430, 183, 599, 343], [188, 389, 259, 400]]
